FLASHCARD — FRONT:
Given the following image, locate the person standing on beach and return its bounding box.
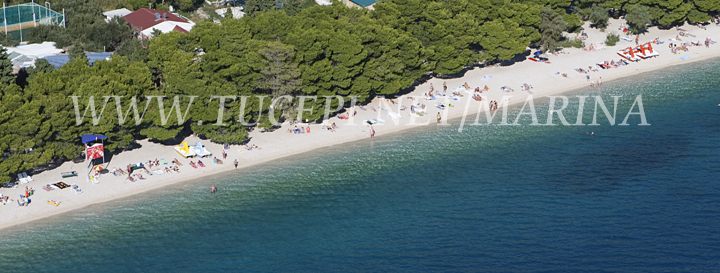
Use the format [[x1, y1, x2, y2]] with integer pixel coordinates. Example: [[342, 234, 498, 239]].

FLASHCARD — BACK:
[[370, 126, 376, 139], [234, 159, 239, 169], [437, 112, 442, 123]]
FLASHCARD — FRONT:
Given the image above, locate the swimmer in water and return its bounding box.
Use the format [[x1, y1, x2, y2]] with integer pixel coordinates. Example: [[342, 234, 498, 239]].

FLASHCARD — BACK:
[[210, 184, 217, 194]]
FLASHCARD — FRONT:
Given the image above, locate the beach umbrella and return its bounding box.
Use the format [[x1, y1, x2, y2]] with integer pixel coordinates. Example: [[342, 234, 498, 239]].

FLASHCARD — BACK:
[[81, 134, 108, 144]]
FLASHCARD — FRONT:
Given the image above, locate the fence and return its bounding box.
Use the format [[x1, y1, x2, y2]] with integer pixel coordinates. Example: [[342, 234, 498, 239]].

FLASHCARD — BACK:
[[1, 2, 65, 34]]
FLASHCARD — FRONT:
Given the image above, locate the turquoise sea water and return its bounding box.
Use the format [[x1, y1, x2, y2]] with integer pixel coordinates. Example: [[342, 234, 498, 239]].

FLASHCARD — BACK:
[[1, 59, 719, 272]]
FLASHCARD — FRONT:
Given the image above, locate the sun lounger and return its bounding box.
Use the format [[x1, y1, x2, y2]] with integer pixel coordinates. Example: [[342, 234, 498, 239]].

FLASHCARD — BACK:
[[18, 172, 31, 184]]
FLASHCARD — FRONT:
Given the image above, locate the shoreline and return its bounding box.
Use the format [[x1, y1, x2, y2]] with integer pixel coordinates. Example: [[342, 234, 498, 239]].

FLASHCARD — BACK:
[[2, 19, 719, 232]]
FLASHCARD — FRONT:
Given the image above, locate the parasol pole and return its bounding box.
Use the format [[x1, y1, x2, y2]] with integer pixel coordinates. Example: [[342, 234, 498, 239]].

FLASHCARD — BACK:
[[101, 137, 106, 165], [3, 2, 7, 35]]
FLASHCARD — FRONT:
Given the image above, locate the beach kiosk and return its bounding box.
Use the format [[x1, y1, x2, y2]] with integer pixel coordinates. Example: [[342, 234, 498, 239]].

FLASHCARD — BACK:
[[81, 134, 108, 184]]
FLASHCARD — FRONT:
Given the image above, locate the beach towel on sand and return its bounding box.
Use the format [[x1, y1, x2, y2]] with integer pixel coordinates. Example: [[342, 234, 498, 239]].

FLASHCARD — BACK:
[[53, 182, 70, 189]]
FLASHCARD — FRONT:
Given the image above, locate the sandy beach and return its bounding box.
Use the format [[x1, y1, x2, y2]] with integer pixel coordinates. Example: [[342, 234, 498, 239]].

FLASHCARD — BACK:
[[1, 19, 718, 231]]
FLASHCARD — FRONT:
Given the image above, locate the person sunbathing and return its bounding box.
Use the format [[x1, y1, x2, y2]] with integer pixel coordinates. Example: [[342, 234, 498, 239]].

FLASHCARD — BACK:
[[198, 160, 206, 168]]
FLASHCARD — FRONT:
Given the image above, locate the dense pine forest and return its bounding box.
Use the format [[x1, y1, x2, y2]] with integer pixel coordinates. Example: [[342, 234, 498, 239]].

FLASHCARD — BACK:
[[0, 0, 718, 182]]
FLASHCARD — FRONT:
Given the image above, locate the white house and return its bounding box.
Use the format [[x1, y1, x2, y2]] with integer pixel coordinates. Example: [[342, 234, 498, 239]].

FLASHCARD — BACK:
[[102, 8, 132, 23]]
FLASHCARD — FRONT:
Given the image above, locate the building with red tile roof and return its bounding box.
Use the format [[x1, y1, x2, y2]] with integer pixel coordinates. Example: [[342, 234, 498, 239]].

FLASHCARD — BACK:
[[122, 8, 195, 38]]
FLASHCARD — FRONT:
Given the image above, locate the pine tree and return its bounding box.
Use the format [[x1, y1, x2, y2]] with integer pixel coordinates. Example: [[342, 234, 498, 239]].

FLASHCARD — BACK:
[[539, 7, 568, 52], [258, 41, 301, 120], [0, 46, 15, 85]]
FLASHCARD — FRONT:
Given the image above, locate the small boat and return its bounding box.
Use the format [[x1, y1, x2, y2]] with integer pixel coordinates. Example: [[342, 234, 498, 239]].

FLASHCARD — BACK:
[[61, 171, 78, 178]]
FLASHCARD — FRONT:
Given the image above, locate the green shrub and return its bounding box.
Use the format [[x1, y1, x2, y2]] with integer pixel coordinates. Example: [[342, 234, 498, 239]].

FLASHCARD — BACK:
[[605, 33, 620, 46], [561, 38, 585, 48]]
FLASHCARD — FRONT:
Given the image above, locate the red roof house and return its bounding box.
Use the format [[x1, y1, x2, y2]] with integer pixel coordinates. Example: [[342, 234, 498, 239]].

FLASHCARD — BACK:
[[122, 8, 195, 38]]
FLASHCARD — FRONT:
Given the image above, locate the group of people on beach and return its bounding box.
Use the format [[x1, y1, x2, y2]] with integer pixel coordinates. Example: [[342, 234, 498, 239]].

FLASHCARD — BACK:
[[669, 36, 714, 53], [117, 158, 185, 182], [244, 144, 260, 151], [668, 28, 715, 53], [0, 186, 34, 206], [597, 59, 630, 69], [321, 122, 338, 132], [290, 124, 311, 134], [418, 78, 515, 117]]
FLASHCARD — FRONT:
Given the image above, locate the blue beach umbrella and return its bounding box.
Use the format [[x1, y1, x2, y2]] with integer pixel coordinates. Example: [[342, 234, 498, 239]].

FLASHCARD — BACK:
[[80, 134, 108, 144]]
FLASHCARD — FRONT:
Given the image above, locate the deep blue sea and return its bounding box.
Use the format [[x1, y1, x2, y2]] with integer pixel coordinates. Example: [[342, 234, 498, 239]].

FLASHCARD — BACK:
[[1, 59, 719, 272]]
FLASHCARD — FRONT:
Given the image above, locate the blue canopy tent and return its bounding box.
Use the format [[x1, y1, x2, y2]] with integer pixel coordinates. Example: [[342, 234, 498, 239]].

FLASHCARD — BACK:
[[81, 134, 107, 144]]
